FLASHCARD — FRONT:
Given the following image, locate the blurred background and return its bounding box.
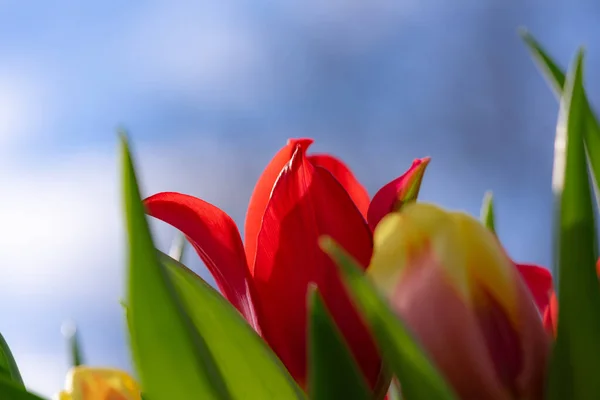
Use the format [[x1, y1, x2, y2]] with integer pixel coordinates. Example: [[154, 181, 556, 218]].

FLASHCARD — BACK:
[[0, 0, 599, 396]]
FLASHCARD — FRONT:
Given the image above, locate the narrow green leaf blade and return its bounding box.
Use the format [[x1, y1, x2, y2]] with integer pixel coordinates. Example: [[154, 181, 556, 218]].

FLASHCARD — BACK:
[[320, 237, 457, 400], [0, 333, 23, 386], [61, 322, 84, 367], [547, 50, 600, 400], [519, 29, 566, 94], [160, 252, 305, 400], [307, 286, 369, 400], [0, 378, 47, 400], [521, 30, 600, 199], [121, 135, 230, 400], [479, 191, 496, 233]]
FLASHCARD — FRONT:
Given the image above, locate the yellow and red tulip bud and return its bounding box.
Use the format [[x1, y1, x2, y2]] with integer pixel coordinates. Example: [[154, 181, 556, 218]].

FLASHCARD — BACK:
[[367, 203, 549, 400], [54, 367, 141, 400]]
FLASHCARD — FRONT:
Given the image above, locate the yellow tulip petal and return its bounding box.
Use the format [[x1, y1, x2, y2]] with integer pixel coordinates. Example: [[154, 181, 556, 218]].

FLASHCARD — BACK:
[[450, 212, 518, 324], [63, 367, 141, 400], [53, 391, 71, 400], [368, 203, 471, 300]]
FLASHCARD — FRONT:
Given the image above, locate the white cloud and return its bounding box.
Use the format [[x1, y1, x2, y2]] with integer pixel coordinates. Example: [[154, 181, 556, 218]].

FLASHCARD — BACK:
[[0, 151, 120, 301], [15, 351, 69, 397], [0, 68, 50, 153], [0, 133, 249, 299], [121, 2, 268, 106]]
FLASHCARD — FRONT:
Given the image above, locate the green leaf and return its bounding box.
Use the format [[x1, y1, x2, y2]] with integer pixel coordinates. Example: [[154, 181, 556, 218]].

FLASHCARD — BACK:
[[479, 191, 496, 233], [160, 252, 305, 400], [519, 29, 566, 94], [169, 232, 187, 262], [61, 322, 84, 367], [307, 286, 370, 400], [319, 237, 457, 400], [546, 50, 600, 400], [0, 333, 23, 386], [0, 377, 47, 400], [121, 134, 230, 400], [521, 29, 600, 201]]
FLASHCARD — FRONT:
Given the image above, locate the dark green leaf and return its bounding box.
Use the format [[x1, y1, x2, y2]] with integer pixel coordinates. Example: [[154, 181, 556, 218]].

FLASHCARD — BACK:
[[521, 29, 600, 202], [320, 237, 457, 400], [0, 333, 23, 386], [479, 191, 496, 233], [546, 50, 600, 400], [121, 134, 230, 400], [160, 252, 305, 400], [0, 377, 47, 400], [307, 286, 369, 400]]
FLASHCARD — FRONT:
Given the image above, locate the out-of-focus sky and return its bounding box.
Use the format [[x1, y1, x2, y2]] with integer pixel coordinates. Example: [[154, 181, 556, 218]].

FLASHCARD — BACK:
[[1, 0, 599, 396]]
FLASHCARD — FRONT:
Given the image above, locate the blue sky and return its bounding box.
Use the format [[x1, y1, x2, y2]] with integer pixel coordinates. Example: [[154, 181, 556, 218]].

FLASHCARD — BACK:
[[1, 0, 599, 396]]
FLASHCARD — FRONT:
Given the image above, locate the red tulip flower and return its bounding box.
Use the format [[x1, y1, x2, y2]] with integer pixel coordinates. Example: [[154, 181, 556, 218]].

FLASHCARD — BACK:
[[143, 138, 430, 396]]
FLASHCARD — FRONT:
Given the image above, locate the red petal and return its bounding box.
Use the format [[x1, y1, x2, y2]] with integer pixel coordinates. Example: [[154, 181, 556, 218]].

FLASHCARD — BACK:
[[308, 154, 370, 218], [516, 264, 553, 313], [367, 157, 430, 230], [253, 145, 380, 389], [543, 293, 558, 336], [144, 192, 261, 332], [244, 138, 314, 275]]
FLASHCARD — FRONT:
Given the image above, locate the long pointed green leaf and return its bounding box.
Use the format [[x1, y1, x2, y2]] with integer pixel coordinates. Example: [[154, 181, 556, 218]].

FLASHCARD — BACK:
[[519, 29, 566, 94], [320, 237, 457, 400], [479, 191, 496, 233], [521, 29, 600, 201], [0, 333, 23, 386], [160, 252, 305, 400], [121, 135, 231, 400], [0, 378, 46, 400], [307, 286, 369, 400], [61, 322, 84, 367], [547, 50, 600, 400]]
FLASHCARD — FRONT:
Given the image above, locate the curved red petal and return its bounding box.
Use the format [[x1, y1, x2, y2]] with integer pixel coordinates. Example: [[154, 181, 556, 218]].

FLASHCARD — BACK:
[[253, 145, 380, 389], [244, 138, 314, 275], [308, 154, 370, 218], [516, 264, 553, 313], [367, 157, 430, 230], [144, 192, 261, 332]]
